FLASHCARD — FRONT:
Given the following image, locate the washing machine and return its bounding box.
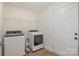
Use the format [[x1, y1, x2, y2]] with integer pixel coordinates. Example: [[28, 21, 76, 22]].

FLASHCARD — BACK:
[[4, 31, 25, 56]]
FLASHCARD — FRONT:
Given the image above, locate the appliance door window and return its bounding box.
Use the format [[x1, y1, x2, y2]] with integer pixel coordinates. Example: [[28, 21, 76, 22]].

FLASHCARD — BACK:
[[34, 35, 43, 46]]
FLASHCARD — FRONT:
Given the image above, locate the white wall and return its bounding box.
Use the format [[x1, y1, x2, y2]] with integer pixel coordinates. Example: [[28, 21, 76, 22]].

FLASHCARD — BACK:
[[38, 2, 76, 55], [37, 3, 55, 52], [3, 4, 39, 36], [0, 3, 3, 41], [0, 2, 3, 56]]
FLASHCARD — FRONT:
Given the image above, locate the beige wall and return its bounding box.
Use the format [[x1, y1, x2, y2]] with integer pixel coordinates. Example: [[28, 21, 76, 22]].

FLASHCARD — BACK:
[[3, 4, 39, 36], [0, 3, 3, 41], [0, 2, 3, 56]]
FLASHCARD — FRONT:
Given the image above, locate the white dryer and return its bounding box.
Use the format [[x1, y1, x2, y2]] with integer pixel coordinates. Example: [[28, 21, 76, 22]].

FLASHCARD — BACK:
[[29, 32, 43, 51]]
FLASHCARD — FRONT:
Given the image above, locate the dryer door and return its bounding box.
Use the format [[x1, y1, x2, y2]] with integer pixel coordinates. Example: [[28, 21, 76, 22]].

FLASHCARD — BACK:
[[34, 34, 43, 46]]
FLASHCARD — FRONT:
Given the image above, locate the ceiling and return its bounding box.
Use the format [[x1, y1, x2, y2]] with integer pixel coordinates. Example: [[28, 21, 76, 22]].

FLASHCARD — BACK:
[[4, 2, 53, 12]]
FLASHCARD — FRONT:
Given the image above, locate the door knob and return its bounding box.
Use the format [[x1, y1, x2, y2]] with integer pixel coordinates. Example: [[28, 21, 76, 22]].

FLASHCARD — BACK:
[[74, 37, 77, 40], [74, 33, 78, 35]]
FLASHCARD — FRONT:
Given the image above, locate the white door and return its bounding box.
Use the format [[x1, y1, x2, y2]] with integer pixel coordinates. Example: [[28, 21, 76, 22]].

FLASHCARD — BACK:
[[54, 3, 78, 56]]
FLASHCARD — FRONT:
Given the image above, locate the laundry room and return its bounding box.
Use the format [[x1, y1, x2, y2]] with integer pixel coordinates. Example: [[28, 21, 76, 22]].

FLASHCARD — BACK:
[[0, 2, 79, 56]]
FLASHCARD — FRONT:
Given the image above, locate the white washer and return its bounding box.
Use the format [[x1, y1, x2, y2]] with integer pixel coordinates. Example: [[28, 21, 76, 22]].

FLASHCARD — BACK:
[[4, 31, 25, 56]]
